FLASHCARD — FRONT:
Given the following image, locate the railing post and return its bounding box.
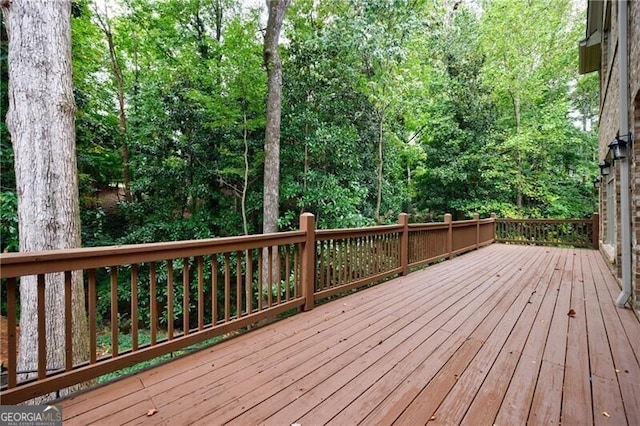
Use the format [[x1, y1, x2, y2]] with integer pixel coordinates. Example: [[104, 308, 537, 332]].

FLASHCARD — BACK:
[[490, 213, 496, 243], [474, 213, 480, 249], [399, 213, 409, 275], [300, 213, 316, 311], [592, 212, 600, 250], [445, 213, 453, 259]]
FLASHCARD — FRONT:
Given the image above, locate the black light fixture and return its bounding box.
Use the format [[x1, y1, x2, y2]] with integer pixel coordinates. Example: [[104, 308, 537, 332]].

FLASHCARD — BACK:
[[592, 176, 602, 188], [609, 133, 632, 160], [599, 160, 611, 176]]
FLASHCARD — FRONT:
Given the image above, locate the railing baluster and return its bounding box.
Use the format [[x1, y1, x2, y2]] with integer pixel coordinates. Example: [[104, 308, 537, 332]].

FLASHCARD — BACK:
[[285, 246, 291, 301], [324, 241, 330, 287], [168, 261, 174, 340], [317, 242, 324, 291], [110, 268, 118, 358], [330, 240, 335, 285], [336, 240, 341, 284], [341, 240, 346, 284], [224, 253, 231, 322], [349, 238, 354, 282], [267, 247, 273, 307], [150, 262, 157, 345], [37, 274, 46, 379], [357, 237, 361, 279], [246, 250, 253, 314], [198, 256, 204, 331], [379, 235, 384, 272], [294, 244, 300, 298], [383, 235, 388, 270], [275, 248, 281, 305], [131, 265, 138, 351], [368, 236, 372, 275], [64, 271, 73, 371], [257, 251, 263, 311], [236, 251, 243, 317], [7, 278, 17, 387], [183, 258, 190, 335], [88, 269, 97, 364], [211, 256, 218, 325]]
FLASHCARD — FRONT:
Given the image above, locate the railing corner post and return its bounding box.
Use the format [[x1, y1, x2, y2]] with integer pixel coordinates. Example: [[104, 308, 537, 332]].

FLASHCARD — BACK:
[[592, 212, 600, 250], [445, 213, 453, 259], [300, 213, 316, 311], [399, 213, 409, 276], [474, 213, 480, 250]]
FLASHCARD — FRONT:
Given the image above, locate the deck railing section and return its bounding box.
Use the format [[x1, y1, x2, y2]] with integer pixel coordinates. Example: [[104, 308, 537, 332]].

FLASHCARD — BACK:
[[0, 212, 493, 403], [0, 233, 306, 404], [495, 214, 599, 249], [314, 226, 402, 301]]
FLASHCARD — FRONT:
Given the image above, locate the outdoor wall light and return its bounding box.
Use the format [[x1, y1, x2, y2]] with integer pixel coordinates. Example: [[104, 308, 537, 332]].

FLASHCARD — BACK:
[[609, 133, 632, 160], [599, 160, 611, 176], [592, 176, 602, 187]]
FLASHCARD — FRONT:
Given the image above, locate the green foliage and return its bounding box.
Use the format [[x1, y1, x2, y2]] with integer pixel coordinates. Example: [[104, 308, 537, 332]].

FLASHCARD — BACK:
[[0, 191, 18, 252], [2, 0, 597, 257]]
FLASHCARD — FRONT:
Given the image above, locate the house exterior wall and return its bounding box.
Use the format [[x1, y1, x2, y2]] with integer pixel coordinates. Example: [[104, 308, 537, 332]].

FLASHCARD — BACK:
[[598, 1, 640, 313], [630, 0, 640, 311]]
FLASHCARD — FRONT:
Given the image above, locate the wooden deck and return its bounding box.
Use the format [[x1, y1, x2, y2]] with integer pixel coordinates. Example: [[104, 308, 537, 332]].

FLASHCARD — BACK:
[[59, 244, 640, 425]]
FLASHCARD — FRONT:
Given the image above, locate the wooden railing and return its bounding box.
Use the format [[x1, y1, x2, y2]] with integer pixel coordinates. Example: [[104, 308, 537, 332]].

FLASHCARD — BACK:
[[495, 214, 599, 249], [0, 213, 493, 403]]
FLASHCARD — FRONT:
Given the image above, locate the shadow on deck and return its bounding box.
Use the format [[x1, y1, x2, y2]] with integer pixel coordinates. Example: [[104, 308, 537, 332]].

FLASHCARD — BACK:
[[59, 244, 640, 425]]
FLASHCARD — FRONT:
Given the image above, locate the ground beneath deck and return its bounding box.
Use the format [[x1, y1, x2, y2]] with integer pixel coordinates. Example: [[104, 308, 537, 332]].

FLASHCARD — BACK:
[[60, 244, 640, 425]]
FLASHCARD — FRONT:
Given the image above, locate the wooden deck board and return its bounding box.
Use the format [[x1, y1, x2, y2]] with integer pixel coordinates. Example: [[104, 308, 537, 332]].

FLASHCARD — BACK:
[[492, 251, 564, 425], [459, 249, 563, 425], [562, 249, 594, 425], [156, 256, 495, 424], [590, 250, 640, 425], [57, 244, 640, 426], [426, 249, 557, 425], [583, 250, 626, 425]]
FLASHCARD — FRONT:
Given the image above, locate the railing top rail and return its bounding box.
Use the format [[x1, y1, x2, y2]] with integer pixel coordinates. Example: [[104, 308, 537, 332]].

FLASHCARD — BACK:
[[0, 231, 305, 279], [451, 219, 476, 227], [408, 222, 449, 231], [315, 224, 402, 240], [496, 218, 591, 224]]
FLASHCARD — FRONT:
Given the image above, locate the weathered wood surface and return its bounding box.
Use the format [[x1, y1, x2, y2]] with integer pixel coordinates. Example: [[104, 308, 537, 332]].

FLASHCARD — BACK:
[[58, 245, 640, 425]]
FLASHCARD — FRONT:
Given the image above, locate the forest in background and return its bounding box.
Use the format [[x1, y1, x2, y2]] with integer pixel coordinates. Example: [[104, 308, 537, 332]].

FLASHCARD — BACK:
[[0, 0, 599, 251]]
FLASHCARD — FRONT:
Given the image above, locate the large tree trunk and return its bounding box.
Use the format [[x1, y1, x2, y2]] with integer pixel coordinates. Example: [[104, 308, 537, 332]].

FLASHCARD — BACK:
[[262, 0, 289, 235], [261, 0, 289, 298], [2, 0, 89, 402]]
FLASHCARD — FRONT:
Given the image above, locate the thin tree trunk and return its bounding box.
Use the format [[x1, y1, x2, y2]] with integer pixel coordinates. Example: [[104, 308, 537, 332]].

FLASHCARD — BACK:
[[242, 111, 249, 235], [375, 111, 384, 223], [303, 122, 309, 192], [511, 93, 523, 209], [214, 0, 222, 42], [2, 0, 89, 402], [94, 8, 132, 202]]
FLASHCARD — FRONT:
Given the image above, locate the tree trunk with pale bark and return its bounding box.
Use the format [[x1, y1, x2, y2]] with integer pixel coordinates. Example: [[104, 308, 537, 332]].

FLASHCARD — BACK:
[[1, 0, 89, 403], [262, 0, 289, 235], [261, 0, 289, 295]]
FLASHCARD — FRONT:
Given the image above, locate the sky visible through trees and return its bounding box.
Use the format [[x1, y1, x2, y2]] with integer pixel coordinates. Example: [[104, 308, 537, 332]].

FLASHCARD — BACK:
[[0, 0, 599, 252]]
